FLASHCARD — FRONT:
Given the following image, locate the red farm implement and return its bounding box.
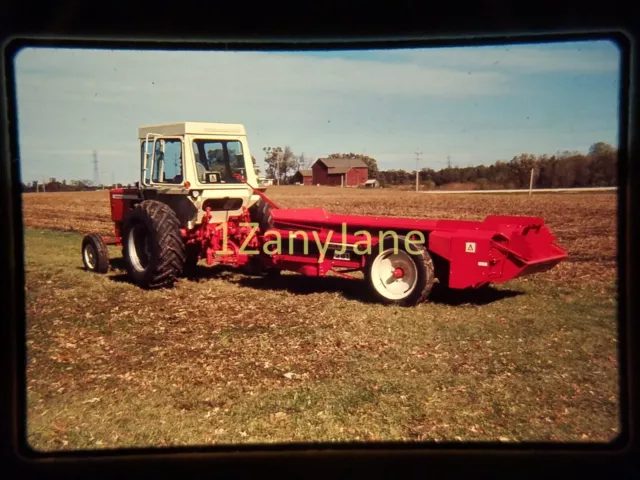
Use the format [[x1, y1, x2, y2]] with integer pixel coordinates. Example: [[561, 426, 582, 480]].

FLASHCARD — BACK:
[[81, 122, 568, 306]]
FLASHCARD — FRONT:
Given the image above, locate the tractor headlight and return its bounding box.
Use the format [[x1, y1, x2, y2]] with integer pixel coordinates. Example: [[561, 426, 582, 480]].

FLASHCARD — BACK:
[[191, 190, 201, 199]]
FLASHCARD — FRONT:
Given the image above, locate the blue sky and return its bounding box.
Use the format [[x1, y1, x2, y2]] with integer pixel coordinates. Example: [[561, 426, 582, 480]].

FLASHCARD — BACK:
[[13, 39, 621, 184]]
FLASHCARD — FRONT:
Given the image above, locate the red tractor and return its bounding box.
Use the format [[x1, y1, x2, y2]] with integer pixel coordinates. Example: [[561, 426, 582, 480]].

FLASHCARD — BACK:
[[81, 122, 568, 306]]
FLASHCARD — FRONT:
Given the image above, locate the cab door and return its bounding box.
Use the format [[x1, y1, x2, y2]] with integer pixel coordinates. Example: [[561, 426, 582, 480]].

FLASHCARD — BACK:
[[142, 136, 197, 226]]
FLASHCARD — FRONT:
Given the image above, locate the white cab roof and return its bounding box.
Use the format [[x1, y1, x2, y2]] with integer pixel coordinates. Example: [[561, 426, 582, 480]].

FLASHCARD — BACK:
[[138, 122, 247, 139]]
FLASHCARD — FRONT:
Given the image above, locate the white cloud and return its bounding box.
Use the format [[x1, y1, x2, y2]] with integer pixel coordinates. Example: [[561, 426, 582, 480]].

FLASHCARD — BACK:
[[385, 42, 620, 73]]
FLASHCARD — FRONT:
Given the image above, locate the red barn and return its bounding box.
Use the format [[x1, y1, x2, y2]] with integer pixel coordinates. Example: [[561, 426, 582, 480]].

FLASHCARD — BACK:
[[311, 157, 369, 187], [292, 169, 313, 185]]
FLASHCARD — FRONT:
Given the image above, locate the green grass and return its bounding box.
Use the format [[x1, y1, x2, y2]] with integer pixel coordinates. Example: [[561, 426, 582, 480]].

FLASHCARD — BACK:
[[24, 228, 620, 451]]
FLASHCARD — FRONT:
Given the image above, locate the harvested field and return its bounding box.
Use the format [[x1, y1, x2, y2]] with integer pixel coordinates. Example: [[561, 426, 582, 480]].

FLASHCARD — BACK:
[[21, 187, 620, 451]]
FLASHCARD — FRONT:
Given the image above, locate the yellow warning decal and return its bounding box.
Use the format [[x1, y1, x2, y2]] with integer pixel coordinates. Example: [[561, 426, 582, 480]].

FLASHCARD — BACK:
[[465, 242, 476, 253]]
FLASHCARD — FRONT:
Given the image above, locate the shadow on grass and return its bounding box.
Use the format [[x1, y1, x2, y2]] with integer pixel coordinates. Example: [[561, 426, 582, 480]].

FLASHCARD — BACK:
[[99, 261, 524, 307], [428, 283, 523, 306], [182, 264, 242, 282], [74, 257, 133, 284], [109, 273, 134, 284], [233, 273, 371, 303], [106, 263, 241, 286], [109, 257, 127, 271], [76, 257, 129, 273], [231, 273, 523, 307]]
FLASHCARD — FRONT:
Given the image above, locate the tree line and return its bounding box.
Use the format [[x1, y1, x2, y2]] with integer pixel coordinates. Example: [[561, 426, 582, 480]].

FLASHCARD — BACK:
[[21, 178, 131, 193], [261, 141, 616, 190], [21, 141, 617, 192], [380, 142, 617, 189]]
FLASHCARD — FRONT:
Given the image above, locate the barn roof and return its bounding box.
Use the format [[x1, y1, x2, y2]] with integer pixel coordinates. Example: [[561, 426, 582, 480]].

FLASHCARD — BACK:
[[298, 169, 312, 176], [326, 167, 353, 175], [317, 157, 368, 169]]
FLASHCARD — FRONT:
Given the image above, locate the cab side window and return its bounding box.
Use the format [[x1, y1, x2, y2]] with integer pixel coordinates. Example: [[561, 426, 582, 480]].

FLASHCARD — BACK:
[[151, 138, 183, 184]]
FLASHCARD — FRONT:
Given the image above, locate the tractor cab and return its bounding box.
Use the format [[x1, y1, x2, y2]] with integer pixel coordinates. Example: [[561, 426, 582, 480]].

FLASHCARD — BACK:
[[135, 122, 263, 227]]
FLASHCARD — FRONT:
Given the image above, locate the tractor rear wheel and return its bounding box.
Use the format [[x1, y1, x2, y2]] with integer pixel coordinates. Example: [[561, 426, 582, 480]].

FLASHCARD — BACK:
[[248, 198, 274, 234], [364, 236, 435, 306], [82, 232, 109, 274], [122, 200, 186, 289], [247, 198, 281, 277]]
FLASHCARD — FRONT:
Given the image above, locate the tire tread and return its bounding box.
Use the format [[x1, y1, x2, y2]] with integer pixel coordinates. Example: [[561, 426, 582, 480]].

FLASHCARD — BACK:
[[82, 232, 110, 274], [122, 200, 185, 289]]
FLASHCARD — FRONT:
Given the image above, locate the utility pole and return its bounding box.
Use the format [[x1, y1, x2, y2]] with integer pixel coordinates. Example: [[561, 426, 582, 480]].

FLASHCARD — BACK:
[[529, 167, 535, 196], [92, 150, 99, 187], [447, 155, 452, 169], [415, 150, 422, 192], [276, 150, 281, 186]]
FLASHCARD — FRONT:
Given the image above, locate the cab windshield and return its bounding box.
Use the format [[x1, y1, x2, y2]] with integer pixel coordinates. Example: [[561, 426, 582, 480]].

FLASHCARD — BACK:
[[192, 139, 246, 184]]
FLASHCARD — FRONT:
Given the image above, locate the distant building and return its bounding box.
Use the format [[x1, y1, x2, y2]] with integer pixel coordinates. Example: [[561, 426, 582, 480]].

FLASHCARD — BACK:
[[292, 169, 313, 185], [258, 177, 275, 186], [311, 157, 369, 187], [364, 179, 380, 188]]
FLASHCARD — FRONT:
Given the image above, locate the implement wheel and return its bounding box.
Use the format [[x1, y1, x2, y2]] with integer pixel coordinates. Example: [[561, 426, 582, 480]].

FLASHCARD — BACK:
[[364, 235, 435, 306], [81, 233, 109, 274], [122, 200, 186, 289]]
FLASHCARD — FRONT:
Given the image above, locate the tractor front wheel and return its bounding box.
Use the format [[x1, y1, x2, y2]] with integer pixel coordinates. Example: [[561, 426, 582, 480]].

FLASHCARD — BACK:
[[122, 200, 186, 289], [82, 232, 109, 274], [248, 198, 274, 234], [364, 236, 435, 306], [246, 198, 281, 277]]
